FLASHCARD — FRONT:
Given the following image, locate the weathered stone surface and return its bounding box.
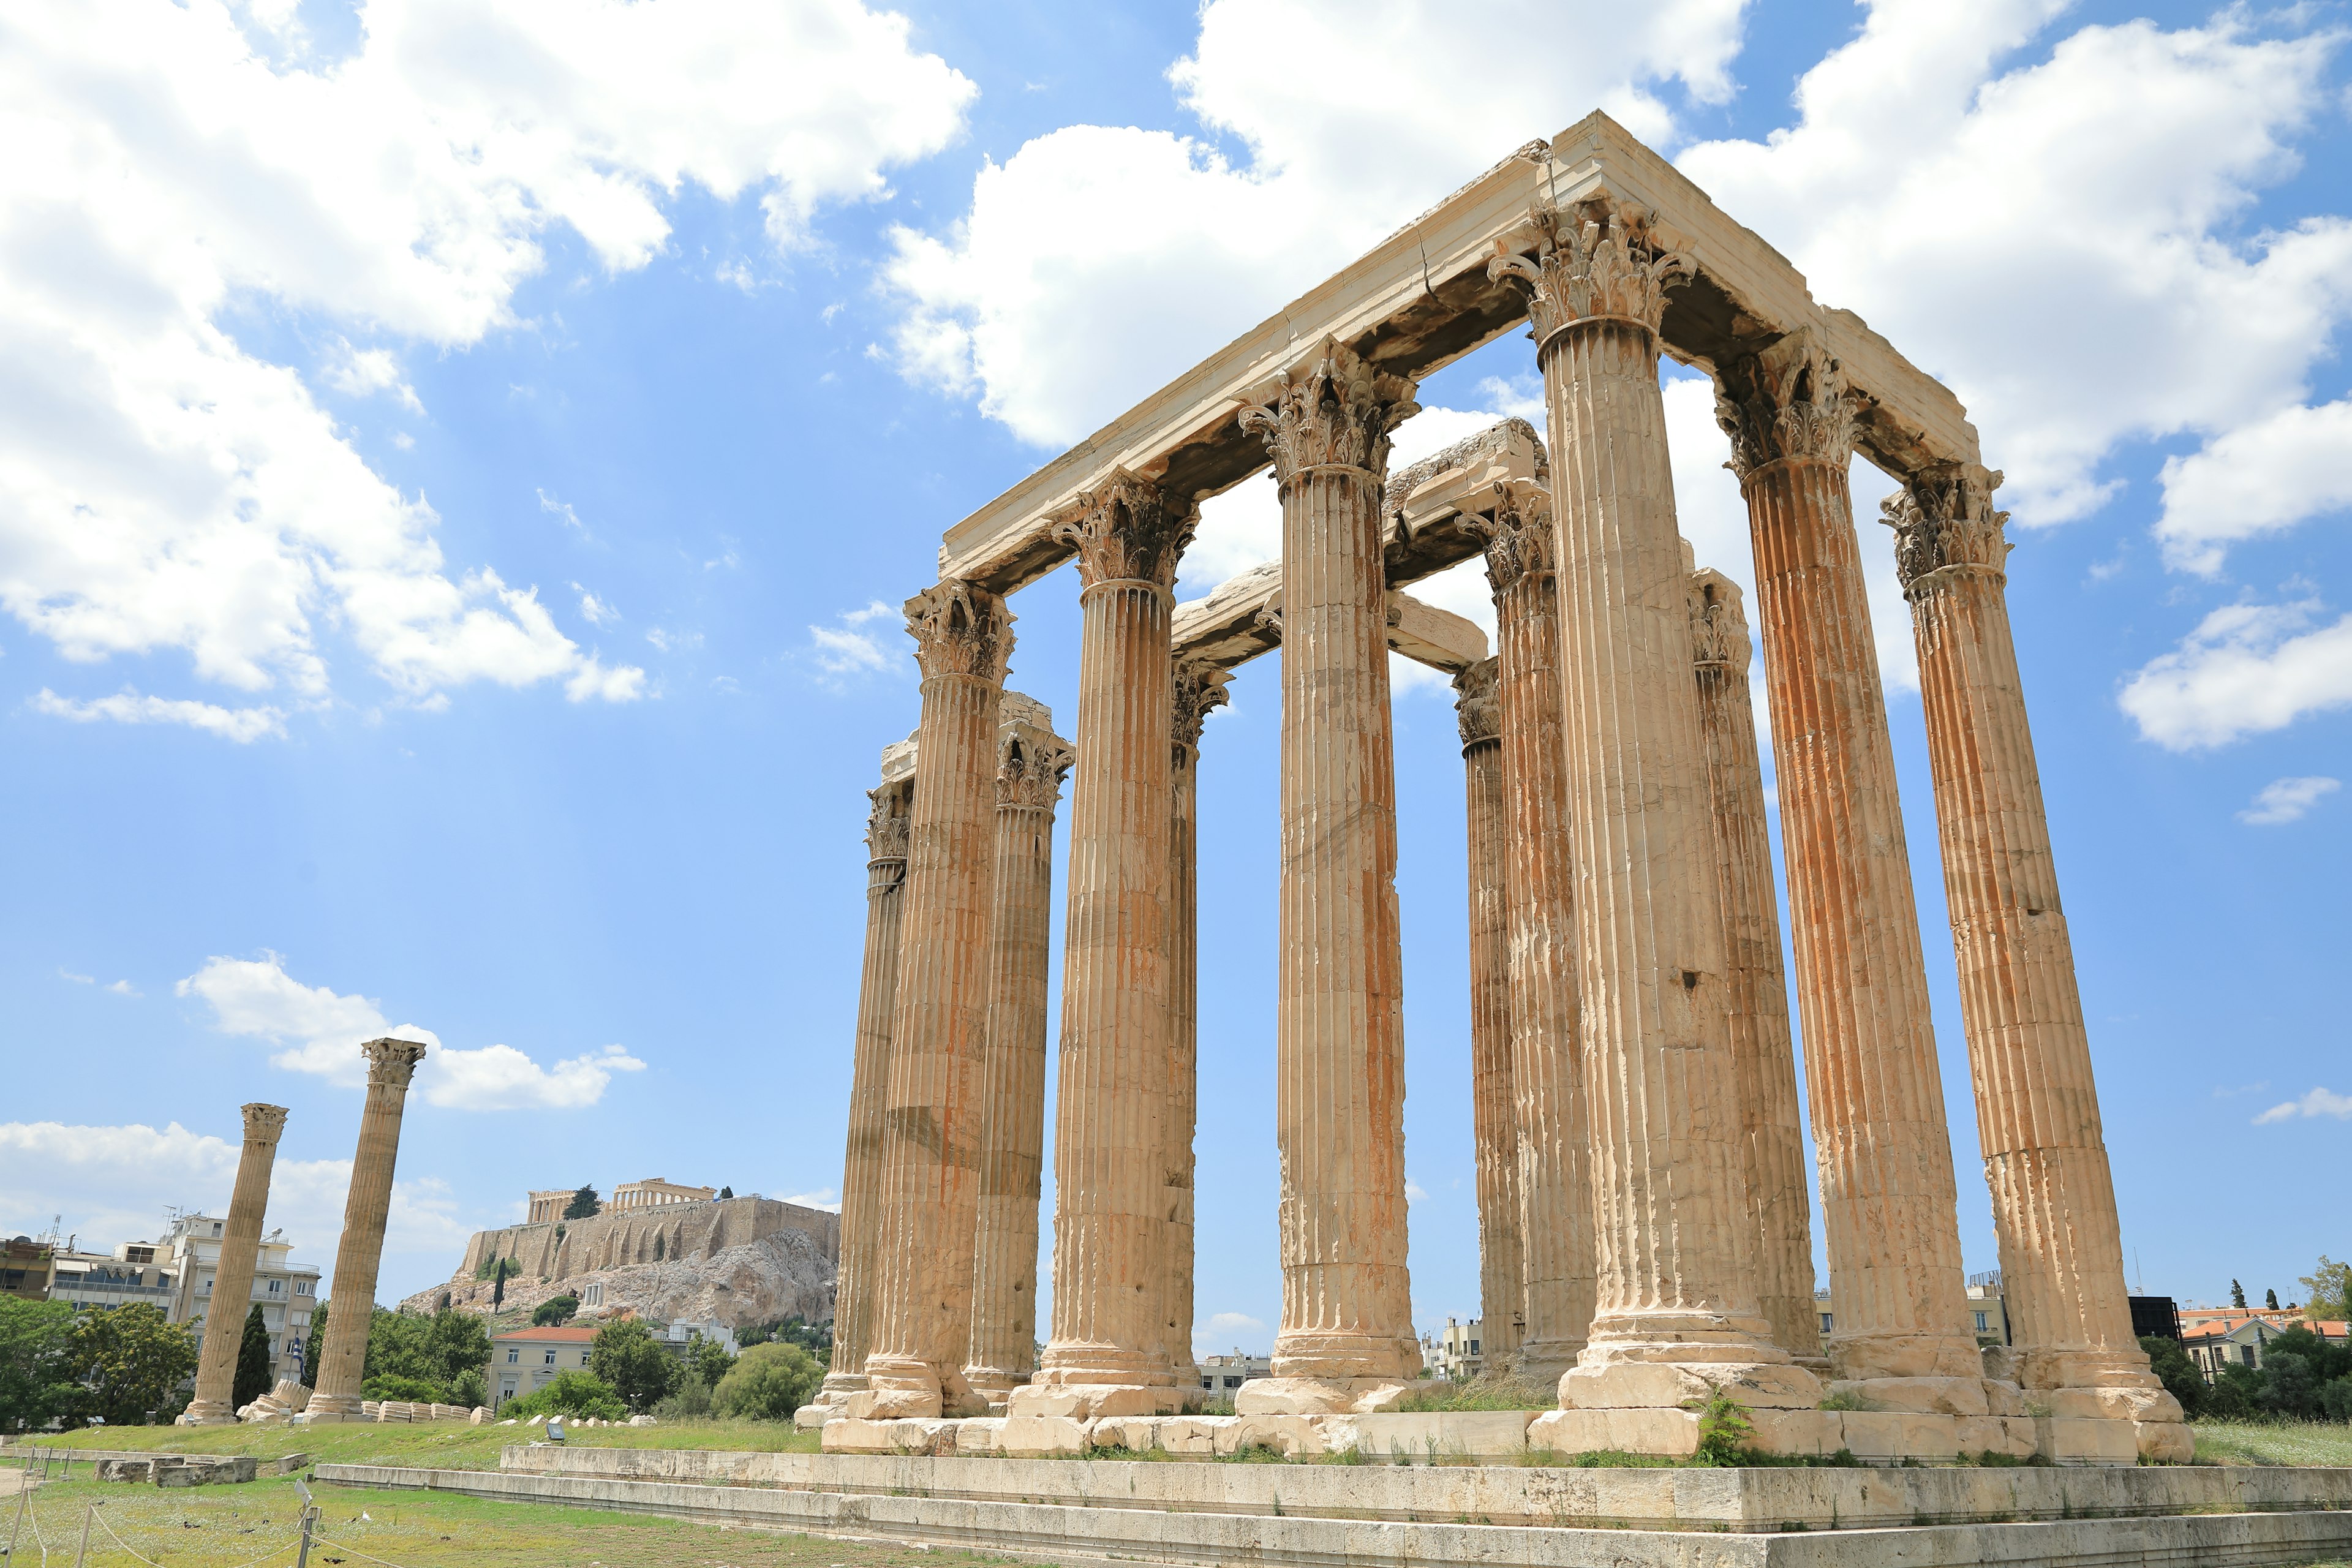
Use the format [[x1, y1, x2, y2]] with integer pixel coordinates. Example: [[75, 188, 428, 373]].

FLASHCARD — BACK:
[[1453, 657, 1523, 1370], [187, 1102, 289, 1425], [311, 1039, 426, 1421], [1162, 660, 1229, 1395]]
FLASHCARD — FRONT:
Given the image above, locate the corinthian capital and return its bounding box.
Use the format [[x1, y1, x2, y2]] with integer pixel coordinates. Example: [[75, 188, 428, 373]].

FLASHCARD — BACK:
[[1239, 335, 1420, 490], [1464, 478, 1555, 598], [1050, 469, 1197, 591], [1686, 568, 1752, 671], [996, 731, 1073, 812], [1881, 463, 2011, 597], [903, 580, 1014, 684], [1488, 197, 1689, 345], [241, 1103, 290, 1144], [1713, 335, 1860, 477], [361, 1037, 428, 1088], [1172, 657, 1233, 752], [1452, 657, 1501, 750], [865, 777, 913, 862]]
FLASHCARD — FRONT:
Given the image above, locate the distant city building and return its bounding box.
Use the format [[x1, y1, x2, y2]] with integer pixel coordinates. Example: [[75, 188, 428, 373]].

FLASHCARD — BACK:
[[1419, 1316, 1486, 1381], [1196, 1351, 1268, 1400], [654, 1316, 739, 1360], [48, 1243, 175, 1314], [2182, 1314, 2348, 1379], [158, 1212, 318, 1387], [0, 1237, 55, 1302], [489, 1324, 598, 1408], [608, 1178, 718, 1213], [1815, 1272, 2008, 1351]]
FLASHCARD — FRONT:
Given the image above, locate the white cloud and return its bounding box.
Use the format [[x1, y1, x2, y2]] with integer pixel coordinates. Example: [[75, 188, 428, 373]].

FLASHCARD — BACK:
[[805, 600, 900, 682], [59, 969, 92, 985], [2253, 1087, 2352, 1125], [883, 0, 1745, 447], [2238, 775, 2342, 826], [176, 951, 641, 1109], [1404, 1177, 1431, 1205], [32, 687, 287, 742], [564, 655, 646, 704], [2157, 399, 2352, 575], [2117, 594, 2352, 750], [1193, 1310, 1267, 1352], [105, 979, 138, 997], [0, 1, 969, 715], [573, 584, 619, 627], [782, 1188, 841, 1212], [645, 627, 703, 655], [538, 491, 585, 532]]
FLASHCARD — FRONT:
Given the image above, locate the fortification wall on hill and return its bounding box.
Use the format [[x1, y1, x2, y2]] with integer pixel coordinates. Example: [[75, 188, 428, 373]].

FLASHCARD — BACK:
[[453, 1196, 839, 1283]]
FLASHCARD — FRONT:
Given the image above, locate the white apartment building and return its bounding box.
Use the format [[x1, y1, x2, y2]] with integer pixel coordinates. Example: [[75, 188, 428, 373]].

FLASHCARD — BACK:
[[1419, 1316, 1487, 1381], [159, 1213, 320, 1387]]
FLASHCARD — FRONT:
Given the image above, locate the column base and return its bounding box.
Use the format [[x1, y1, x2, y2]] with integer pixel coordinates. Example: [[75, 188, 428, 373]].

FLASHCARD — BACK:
[[2008, 1348, 2187, 1425], [1006, 1381, 1183, 1420], [1512, 1337, 1583, 1390], [964, 1366, 1032, 1415], [846, 1355, 989, 1421], [1560, 1316, 1821, 1412], [1233, 1376, 1411, 1415], [1824, 1329, 2020, 1415], [181, 1401, 238, 1425]]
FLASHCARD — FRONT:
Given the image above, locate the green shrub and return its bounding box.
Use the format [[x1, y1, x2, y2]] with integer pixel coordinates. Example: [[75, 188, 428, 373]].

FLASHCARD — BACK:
[[500, 1369, 627, 1422], [712, 1342, 822, 1421], [2138, 1335, 2208, 1420], [362, 1373, 444, 1403], [532, 1296, 580, 1328], [1690, 1389, 1756, 1466]]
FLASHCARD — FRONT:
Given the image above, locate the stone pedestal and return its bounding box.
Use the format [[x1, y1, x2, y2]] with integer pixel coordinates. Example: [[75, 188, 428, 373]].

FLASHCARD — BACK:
[[1490, 200, 1811, 1417], [965, 699, 1072, 1405], [1468, 481, 1594, 1389], [1235, 337, 1420, 1415], [1164, 659, 1232, 1396], [1017, 473, 1194, 1420], [858, 582, 1013, 1421], [309, 1039, 428, 1421], [1887, 466, 2188, 1458], [1452, 658, 1525, 1369], [186, 1102, 290, 1424], [813, 753, 915, 1414], [1687, 563, 1824, 1368], [1716, 337, 2007, 1415]]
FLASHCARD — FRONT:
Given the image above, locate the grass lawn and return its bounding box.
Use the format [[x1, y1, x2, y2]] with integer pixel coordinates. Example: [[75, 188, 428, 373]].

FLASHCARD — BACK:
[[9, 1415, 816, 1472], [2191, 1421, 2352, 1467], [3, 1474, 1051, 1567]]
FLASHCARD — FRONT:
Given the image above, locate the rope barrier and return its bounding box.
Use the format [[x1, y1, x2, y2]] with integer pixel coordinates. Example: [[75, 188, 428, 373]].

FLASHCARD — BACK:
[[305, 1534, 412, 1568], [88, 1509, 167, 1568]]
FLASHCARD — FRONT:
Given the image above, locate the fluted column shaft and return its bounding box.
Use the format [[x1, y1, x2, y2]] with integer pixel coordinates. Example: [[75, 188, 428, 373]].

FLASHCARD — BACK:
[[1455, 660, 1524, 1367], [187, 1102, 290, 1422], [1889, 470, 2179, 1428], [1491, 203, 1803, 1411], [1688, 568, 1822, 1364], [967, 713, 1071, 1397], [1163, 661, 1230, 1390], [1474, 486, 1594, 1387], [1023, 475, 1193, 1410], [1242, 337, 1418, 1403], [311, 1039, 428, 1419], [818, 772, 912, 1404], [860, 582, 1012, 1420], [1718, 337, 1988, 1401]]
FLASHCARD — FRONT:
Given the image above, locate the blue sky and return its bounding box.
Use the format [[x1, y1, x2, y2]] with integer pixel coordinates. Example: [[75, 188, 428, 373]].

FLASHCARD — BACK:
[[1, 0, 2346, 1349]]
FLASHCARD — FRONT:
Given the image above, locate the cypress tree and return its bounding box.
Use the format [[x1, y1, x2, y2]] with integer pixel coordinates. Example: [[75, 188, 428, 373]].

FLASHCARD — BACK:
[[233, 1303, 274, 1411]]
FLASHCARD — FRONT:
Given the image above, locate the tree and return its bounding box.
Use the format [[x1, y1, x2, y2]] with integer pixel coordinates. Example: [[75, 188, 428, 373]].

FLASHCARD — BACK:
[[492, 1270, 508, 1311], [717, 1186, 733, 1200], [713, 1342, 822, 1421], [500, 1368, 626, 1422], [2232, 1280, 2247, 1309], [304, 1299, 328, 1382], [533, 1295, 580, 1327], [2267, 1288, 2281, 1311], [362, 1373, 444, 1403], [0, 1298, 77, 1433], [564, 1186, 601, 1221], [2138, 1335, 2208, 1420], [689, 1333, 734, 1390], [590, 1318, 676, 1413], [64, 1303, 197, 1427], [2302, 1256, 2352, 1321], [233, 1304, 274, 1411]]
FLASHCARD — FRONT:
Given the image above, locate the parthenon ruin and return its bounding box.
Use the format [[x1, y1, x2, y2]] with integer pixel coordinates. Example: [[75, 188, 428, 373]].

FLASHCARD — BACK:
[[802, 111, 2190, 1464]]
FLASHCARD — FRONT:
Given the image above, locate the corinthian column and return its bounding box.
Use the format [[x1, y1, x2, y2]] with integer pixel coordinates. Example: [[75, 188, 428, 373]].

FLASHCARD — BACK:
[[966, 698, 1073, 1405], [1714, 335, 2003, 1414], [812, 753, 914, 1412], [1687, 564, 1822, 1366], [1162, 657, 1232, 1393], [856, 581, 1013, 1421], [1453, 658, 1524, 1369], [1233, 336, 1419, 1415], [308, 1039, 428, 1421], [1887, 467, 2188, 1457], [1490, 201, 1811, 1419], [1468, 480, 1593, 1388], [186, 1102, 290, 1423], [1015, 473, 1194, 1419]]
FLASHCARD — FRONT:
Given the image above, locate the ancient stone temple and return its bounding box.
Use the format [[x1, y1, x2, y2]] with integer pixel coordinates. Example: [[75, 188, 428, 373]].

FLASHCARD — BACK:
[[801, 110, 2186, 1466]]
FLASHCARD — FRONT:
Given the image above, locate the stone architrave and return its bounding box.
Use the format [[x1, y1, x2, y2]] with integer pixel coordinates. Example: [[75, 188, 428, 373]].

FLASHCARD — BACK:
[[1015, 473, 1195, 1420], [1488, 199, 1813, 1418], [856, 582, 1014, 1421], [1887, 466, 2190, 1459], [1163, 657, 1232, 1392], [1686, 560, 1823, 1367], [185, 1102, 290, 1423], [1234, 336, 1420, 1415], [1466, 480, 1594, 1389], [1452, 657, 1525, 1369], [1714, 334, 2007, 1414], [965, 697, 1074, 1404], [308, 1039, 428, 1421], [812, 752, 916, 1411]]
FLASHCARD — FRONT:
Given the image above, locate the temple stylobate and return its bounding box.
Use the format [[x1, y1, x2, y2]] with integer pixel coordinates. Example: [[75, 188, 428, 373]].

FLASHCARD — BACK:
[[802, 111, 2188, 1465]]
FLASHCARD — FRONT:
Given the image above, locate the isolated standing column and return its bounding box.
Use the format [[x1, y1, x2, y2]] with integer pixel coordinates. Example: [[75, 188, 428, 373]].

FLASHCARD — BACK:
[[1237, 336, 1420, 1412], [1687, 564, 1822, 1365], [858, 581, 1013, 1420], [965, 698, 1072, 1403], [309, 1038, 428, 1420], [1887, 466, 2187, 1454], [186, 1102, 290, 1423], [1490, 201, 1809, 1415], [1453, 657, 1524, 1368]]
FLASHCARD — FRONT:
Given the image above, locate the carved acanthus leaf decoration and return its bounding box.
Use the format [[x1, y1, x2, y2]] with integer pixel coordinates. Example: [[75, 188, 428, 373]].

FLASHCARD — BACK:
[[903, 580, 1014, 684], [1487, 197, 1690, 345], [361, 1036, 429, 1088], [1463, 478, 1555, 599], [1239, 335, 1420, 490], [241, 1103, 290, 1141], [1049, 469, 1197, 591], [1452, 657, 1501, 749], [1686, 571, 1751, 671], [865, 778, 913, 862], [1714, 340, 1860, 477], [1172, 658, 1234, 752], [996, 732, 1074, 811], [1881, 464, 2011, 597]]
